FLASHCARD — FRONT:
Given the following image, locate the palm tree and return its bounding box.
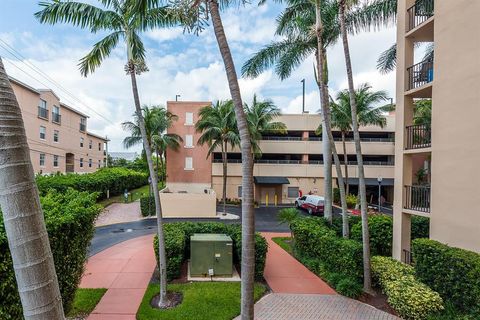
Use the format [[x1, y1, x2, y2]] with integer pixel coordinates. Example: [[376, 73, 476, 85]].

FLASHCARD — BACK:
[[122, 106, 182, 183], [330, 83, 389, 194], [0, 58, 65, 318], [36, 0, 178, 306], [196, 100, 240, 215], [245, 94, 287, 158]]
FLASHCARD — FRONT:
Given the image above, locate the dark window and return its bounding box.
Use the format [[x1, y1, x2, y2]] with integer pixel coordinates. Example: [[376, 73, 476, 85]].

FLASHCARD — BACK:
[[288, 187, 299, 198]]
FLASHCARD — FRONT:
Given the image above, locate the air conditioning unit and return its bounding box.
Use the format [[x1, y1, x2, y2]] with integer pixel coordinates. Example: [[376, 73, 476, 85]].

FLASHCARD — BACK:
[[190, 233, 233, 277]]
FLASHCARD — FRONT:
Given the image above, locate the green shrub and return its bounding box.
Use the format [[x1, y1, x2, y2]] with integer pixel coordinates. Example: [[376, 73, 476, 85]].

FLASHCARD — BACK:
[[333, 188, 340, 204], [411, 216, 429, 239], [329, 215, 361, 237], [371, 256, 444, 320], [336, 277, 363, 298], [351, 214, 393, 256], [35, 167, 148, 200], [153, 222, 267, 281], [140, 195, 155, 217], [412, 238, 480, 313], [346, 194, 358, 209], [0, 189, 101, 319]]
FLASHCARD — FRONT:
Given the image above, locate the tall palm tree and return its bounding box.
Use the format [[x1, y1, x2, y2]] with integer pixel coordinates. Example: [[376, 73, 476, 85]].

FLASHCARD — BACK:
[[196, 100, 240, 215], [122, 106, 182, 183], [330, 83, 389, 194], [0, 58, 65, 319], [36, 0, 178, 306]]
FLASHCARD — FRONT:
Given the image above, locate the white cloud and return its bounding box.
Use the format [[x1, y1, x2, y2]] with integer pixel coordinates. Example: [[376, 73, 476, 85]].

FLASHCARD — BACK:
[[146, 28, 185, 42]]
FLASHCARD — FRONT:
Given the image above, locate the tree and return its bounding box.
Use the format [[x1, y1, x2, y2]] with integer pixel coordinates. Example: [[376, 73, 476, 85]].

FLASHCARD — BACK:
[[0, 58, 65, 319], [122, 106, 182, 183], [36, 0, 178, 306], [329, 83, 389, 194], [195, 100, 240, 215]]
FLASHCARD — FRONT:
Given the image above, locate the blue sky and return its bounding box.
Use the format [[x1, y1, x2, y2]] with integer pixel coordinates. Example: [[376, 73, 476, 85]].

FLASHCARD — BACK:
[[0, 0, 396, 152]]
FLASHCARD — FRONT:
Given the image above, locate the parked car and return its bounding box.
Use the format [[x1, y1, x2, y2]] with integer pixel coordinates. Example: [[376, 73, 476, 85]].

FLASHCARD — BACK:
[[295, 195, 325, 215]]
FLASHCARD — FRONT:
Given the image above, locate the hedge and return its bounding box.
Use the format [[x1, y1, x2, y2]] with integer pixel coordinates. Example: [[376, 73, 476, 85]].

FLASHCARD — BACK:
[[371, 256, 443, 320], [153, 222, 268, 281], [0, 189, 101, 319], [140, 195, 155, 217], [351, 214, 393, 256], [35, 167, 148, 200], [412, 239, 480, 313]]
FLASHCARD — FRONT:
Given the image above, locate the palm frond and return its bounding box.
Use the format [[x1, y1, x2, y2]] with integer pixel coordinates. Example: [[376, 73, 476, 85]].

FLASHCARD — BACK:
[[377, 43, 397, 74], [79, 31, 123, 76]]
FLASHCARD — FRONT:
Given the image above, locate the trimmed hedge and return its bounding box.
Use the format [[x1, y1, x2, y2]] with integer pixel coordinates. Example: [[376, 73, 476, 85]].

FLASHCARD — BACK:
[[371, 256, 444, 320], [140, 195, 155, 217], [412, 239, 480, 313], [0, 189, 101, 319], [35, 167, 148, 200], [351, 214, 393, 256], [153, 222, 268, 281]]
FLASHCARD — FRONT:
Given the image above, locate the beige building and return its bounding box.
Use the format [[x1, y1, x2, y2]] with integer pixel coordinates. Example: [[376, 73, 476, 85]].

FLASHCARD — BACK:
[[166, 102, 396, 206], [10, 77, 108, 174], [393, 0, 480, 260]]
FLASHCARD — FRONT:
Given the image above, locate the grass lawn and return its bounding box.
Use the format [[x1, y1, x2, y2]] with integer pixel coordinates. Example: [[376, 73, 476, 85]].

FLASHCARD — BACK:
[[137, 282, 266, 320], [98, 183, 163, 208], [67, 288, 107, 318], [272, 236, 293, 254]]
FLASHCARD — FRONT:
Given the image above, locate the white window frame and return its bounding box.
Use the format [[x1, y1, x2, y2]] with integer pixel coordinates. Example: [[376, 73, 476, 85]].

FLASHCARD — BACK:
[[53, 130, 59, 143], [53, 155, 59, 168], [185, 134, 193, 148], [39, 153, 45, 167], [39, 99, 47, 110], [39, 126, 46, 140], [80, 158, 84, 168], [185, 112, 193, 125], [184, 157, 193, 170]]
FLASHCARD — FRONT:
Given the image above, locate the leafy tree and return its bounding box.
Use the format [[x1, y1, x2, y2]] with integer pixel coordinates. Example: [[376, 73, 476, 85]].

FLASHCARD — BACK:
[[36, 0, 179, 306]]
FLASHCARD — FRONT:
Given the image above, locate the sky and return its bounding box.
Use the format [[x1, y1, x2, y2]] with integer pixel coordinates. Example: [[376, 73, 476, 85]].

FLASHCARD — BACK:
[[0, 0, 397, 152]]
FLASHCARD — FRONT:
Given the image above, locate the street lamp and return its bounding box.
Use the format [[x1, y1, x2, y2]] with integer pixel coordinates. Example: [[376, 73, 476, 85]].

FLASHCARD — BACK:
[[175, 94, 181, 101], [377, 176, 383, 213]]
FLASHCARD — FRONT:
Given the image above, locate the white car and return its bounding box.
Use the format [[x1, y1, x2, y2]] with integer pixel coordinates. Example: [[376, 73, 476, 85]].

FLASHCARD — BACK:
[[295, 195, 325, 215]]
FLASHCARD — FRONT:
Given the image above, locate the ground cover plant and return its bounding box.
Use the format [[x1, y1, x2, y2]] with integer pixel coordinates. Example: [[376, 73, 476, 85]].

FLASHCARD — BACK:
[[67, 288, 107, 318]]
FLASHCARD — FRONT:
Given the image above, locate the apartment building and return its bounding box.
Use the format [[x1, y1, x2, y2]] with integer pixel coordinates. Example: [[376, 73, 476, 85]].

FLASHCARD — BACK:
[[166, 101, 396, 205], [10, 77, 108, 174], [393, 0, 480, 259]]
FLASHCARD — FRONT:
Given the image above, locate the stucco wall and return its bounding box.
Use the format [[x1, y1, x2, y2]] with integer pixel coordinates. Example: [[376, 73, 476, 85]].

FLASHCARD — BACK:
[[160, 191, 217, 218]]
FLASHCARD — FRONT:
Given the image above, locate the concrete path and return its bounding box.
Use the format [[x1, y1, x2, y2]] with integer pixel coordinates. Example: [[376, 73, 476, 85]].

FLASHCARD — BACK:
[[80, 234, 156, 320], [95, 201, 143, 227], [261, 232, 336, 294]]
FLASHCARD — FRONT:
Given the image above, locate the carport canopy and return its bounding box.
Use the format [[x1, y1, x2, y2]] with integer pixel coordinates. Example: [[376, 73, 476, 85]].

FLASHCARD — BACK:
[[254, 176, 290, 185], [347, 178, 394, 186]]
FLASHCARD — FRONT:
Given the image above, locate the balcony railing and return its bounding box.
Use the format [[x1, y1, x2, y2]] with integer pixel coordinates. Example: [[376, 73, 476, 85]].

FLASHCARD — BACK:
[[38, 106, 49, 119], [79, 123, 86, 132], [404, 185, 430, 213], [347, 161, 395, 166], [407, 59, 434, 91], [406, 124, 431, 149], [309, 137, 395, 142], [407, 0, 434, 32], [213, 159, 301, 164], [308, 160, 324, 165], [262, 136, 302, 141], [52, 112, 61, 124]]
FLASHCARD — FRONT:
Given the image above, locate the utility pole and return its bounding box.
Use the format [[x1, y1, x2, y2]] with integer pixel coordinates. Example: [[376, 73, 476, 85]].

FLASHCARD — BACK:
[[105, 136, 109, 167], [301, 79, 305, 113], [175, 94, 181, 101]]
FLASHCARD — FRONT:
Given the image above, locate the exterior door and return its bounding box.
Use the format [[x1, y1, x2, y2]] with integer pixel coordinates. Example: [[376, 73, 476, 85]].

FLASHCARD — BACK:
[[260, 187, 276, 205], [65, 153, 74, 173]]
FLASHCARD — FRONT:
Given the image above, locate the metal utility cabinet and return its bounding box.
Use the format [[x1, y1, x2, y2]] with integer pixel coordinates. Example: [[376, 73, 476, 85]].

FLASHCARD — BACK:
[[190, 233, 233, 277]]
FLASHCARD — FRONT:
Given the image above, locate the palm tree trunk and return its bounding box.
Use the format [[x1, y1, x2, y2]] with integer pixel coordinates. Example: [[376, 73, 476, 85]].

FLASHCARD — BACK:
[[315, 0, 349, 237], [222, 141, 227, 215], [209, 1, 255, 318], [339, 0, 372, 292], [342, 131, 349, 195], [160, 151, 165, 184], [0, 58, 65, 319], [156, 149, 160, 179], [129, 66, 169, 306]]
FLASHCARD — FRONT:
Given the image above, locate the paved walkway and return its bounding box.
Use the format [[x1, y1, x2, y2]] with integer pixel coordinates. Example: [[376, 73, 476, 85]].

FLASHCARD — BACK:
[[80, 234, 156, 320], [95, 201, 143, 227]]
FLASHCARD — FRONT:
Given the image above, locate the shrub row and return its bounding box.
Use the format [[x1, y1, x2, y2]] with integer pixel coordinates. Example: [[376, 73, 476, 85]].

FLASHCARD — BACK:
[[412, 238, 480, 314], [36, 167, 148, 200], [154, 222, 268, 281], [0, 189, 101, 319], [371, 256, 444, 320], [140, 195, 155, 217]]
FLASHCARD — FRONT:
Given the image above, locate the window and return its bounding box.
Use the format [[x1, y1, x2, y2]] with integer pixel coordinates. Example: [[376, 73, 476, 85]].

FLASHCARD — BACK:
[[185, 157, 193, 170], [98, 142, 102, 151], [39, 153, 45, 166], [88, 159, 92, 168], [80, 117, 86, 131], [185, 134, 193, 148], [185, 112, 193, 125], [53, 155, 59, 167], [89, 140, 92, 149], [80, 158, 84, 168], [39, 126, 46, 140], [38, 100, 48, 119], [40, 99, 47, 110], [52, 105, 61, 123], [80, 137, 84, 147], [98, 160, 101, 168], [287, 187, 300, 198], [53, 130, 59, 143], [238, 186, 242, 198]]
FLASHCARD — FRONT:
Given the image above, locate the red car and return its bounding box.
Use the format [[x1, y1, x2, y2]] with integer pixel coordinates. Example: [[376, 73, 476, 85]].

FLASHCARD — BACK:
[[295, 195, 325, 215]]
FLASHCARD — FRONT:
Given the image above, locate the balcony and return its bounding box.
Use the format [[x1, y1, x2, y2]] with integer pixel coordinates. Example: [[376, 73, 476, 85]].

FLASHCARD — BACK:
[[405, 124, 431, 150], [79, 123, 86, 132], [407, 58, 434, 91], [38, 106, 49, 120], [404, 185, 430, 213], [52, 112, 61, 124], [407, 0, 434, 32], [262, 136, 302, 141]]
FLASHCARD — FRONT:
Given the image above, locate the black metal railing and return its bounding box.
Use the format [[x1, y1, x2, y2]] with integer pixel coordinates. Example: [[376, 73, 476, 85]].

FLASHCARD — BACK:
[[407, 59, 434, 90], [262, 136, 302, 141], [38, 106, 49, 119], [403, 249, 412, 265], [80, 123, 86, 132], [52, 112, 61, 124], [347, 161, 395, 166], [407, 0, 434, 32], [404, 185, 430, 213], [213, 159, 301, 164], [406, 124, 431, 149]]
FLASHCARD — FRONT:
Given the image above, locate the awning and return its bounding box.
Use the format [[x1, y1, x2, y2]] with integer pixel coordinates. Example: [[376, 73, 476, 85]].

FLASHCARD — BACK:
[[254, 176, 290, 185], [347, 178, 394, 186]]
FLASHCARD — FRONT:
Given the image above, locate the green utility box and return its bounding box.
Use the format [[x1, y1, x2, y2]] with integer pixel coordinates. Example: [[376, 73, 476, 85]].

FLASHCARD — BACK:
[[190, 233, 233, 277]]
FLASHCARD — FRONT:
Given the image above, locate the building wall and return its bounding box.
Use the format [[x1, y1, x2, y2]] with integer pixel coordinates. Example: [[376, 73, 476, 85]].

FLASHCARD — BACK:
[[11, 79, 107, 174]]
